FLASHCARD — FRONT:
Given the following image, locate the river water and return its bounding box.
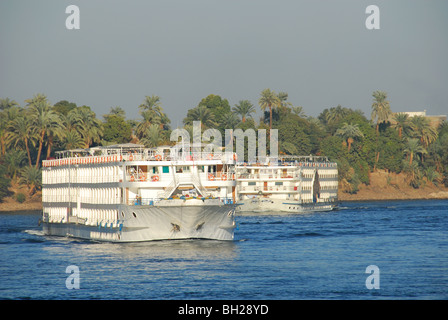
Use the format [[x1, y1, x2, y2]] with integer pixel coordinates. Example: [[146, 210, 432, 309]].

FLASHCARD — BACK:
[[0, 200, 447, 300]]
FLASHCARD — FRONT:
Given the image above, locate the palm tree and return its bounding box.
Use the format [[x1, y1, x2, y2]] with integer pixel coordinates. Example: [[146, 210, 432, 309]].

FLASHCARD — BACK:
[[335, 123, 364, 151], [64, 130, 85, 150], [183, 105, 217, 130], [45, 119, 65, 159], [105, 106, 126, 120], [233, 100, 255, 123], [291, 106, 305, 117], [371, 91, 392, 133], [425, 167, 441, 185], [18, 166, 42, 196], [402, 159, 421, 188], [258, 88, 280, 131], [64, 108, 83, 133], [371, 91, 391, 170], [325, 105, 349, 125], [6, 115, 37, 166], [392, 113, 410, 139], [157, 110, 171, 131], [410, 115, 438, 148], [0, 98, 19, 110], [403, 138, 427, 165], [0, 110, 9, 157], [0, 104, 22, 157], [139, 95, 161, 112], [277, 92, 292, 109], [25, 93, 48, 106], [3, 150, 27, 179], [153, 105, 171, 130], [75, 107, 103, 148], [136, 109, 161, 138], [220, 113, 240, 150], [140, 124, 163, 147], [28, 98, 62, 167], [280, 141, 299, 155]]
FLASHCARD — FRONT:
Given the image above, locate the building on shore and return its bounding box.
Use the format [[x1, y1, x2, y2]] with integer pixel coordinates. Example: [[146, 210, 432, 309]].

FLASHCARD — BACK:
[[390, 110, 446, 128]]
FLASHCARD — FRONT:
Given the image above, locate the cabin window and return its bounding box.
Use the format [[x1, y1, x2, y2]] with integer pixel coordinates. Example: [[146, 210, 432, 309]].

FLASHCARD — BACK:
[[208, 166, 216, 173], [162, 166, 169, 173], [248, 182, 256, 186], [176, 166, 190, 173], [275, 182, 283, 186]]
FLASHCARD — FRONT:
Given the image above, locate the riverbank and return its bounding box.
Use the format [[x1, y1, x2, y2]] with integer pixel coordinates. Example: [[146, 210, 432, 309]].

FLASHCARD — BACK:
[[1, 170, 448, 212], [338, 170, 448, 201]]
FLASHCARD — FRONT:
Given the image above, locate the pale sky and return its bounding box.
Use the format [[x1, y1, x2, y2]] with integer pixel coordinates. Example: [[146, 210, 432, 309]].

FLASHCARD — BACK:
[[1, 0, 447, 127]]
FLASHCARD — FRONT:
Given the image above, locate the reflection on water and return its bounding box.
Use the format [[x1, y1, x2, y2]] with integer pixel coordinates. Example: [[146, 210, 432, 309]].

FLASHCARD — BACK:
[[38, 237, 241, 299], [43, 237, 239, 262]]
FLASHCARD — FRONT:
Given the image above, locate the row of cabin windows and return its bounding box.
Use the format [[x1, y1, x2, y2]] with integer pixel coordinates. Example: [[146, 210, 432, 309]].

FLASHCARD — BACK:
[[247, 181, 284, 186], [144, 166, 218, 174]]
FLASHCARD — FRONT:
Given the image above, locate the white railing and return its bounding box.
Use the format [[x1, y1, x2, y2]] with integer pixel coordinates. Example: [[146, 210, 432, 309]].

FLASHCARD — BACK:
[[127, 197, 235, 206], [43, 151, 239, 167], [237, 174, 299, 180], [239, 186, 300, 193]]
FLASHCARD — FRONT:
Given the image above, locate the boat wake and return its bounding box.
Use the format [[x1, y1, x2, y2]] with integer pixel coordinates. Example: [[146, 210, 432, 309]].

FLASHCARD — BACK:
[[24, 229, 45, 237]]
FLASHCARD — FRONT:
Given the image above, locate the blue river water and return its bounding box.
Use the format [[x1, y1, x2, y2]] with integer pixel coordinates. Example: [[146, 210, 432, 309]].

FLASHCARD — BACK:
[[0, 200, 447, 300]]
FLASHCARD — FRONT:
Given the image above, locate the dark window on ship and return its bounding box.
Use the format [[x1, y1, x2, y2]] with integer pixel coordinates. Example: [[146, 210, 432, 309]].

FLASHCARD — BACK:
[[275, 182, 283, 186], [132, 212, 137, 218], [248, 182, 256, 186], [162, 166, 169, 173], [176, 166, 191, 173], [208, 166, 216, 173]]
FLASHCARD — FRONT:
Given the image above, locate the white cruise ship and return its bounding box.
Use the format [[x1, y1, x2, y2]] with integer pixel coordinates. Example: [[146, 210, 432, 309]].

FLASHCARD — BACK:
[[235, 156, 338, 213], [41, 143, 237, 242]]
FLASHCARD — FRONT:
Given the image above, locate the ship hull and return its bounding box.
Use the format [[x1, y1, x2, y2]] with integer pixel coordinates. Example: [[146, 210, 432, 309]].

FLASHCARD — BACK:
[[236, 198, 337, 214], [42, 202, 236, 242]]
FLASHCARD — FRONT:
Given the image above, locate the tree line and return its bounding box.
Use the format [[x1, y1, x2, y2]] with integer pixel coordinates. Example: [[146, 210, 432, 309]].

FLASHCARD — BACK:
[[1, 89, 447, 201]]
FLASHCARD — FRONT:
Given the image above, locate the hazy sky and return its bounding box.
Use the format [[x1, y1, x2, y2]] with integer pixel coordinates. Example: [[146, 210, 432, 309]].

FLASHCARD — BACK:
[[1, 0, 447, 127]]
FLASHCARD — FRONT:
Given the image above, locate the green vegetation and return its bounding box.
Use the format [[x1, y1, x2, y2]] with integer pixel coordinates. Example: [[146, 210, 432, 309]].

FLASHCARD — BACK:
[[15, 192, 26, 203], [1, 89, 447, 200]]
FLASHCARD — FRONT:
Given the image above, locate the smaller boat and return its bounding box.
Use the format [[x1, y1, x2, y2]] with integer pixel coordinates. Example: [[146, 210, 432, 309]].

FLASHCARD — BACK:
[[235, 156, 338, 213]]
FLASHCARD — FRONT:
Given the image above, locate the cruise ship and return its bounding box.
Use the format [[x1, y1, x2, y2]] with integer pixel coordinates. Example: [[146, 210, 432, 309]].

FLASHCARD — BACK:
[[41, 143, 237, 242], [235, 156, 338, 213]]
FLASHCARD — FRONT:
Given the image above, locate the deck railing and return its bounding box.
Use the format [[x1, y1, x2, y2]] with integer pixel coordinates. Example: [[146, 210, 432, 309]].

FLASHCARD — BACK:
[[128, 197, 235, 206], [43, 151, 238, 167]]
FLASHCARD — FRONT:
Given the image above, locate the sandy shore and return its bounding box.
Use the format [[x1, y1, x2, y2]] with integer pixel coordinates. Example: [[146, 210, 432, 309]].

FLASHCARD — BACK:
[[338, 170, 448, 202], [0, 195, 43, 212]]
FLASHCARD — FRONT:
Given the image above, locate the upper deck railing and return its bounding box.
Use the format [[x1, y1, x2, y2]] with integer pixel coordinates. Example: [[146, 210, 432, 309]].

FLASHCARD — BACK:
[[43, 148, 237, 168], [42, 144, 337, 168]]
